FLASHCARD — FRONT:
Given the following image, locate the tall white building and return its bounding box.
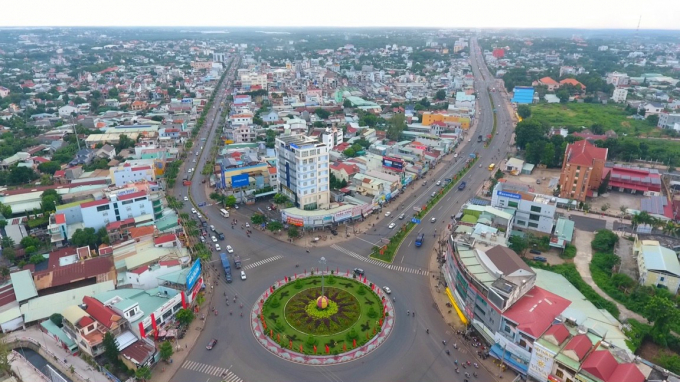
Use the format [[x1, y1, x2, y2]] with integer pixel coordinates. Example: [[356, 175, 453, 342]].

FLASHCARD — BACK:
[[606, 71, 629, 87], [240, 73, 268, 89], [611, 88, 628, 103], [81, 189, 156, 230], [321, 127, 343, 151], [276, 134, 330, 210], [491, 182, 556, 234]]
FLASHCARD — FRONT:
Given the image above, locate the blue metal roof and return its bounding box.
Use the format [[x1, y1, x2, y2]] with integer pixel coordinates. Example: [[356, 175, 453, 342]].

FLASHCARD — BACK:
[[511, 86, 535, 104]]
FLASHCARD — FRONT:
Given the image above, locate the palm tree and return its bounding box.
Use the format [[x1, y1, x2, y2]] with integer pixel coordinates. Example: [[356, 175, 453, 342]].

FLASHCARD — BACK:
[[167, 196, 184, 210], [619, 205, 628, 220], [179, 212, 190, 222]]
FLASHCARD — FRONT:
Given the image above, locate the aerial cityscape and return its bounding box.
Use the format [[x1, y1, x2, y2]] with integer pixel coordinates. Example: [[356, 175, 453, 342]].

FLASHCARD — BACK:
[[1, 9, 680, 382]]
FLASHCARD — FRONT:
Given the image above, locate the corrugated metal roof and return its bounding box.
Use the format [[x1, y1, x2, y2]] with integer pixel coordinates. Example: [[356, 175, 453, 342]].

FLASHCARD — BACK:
[[21, 281, 115, 323], [10, 270, 37, 302], [641, 244, 680, 276]]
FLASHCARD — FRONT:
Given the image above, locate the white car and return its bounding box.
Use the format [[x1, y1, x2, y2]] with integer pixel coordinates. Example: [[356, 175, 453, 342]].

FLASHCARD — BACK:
[[431, 217, 437, 223], [188, 168, 193, 173], [215, 244, 221, 251], [183, 196, 189, 201], [226, 245, 234, 254], [200, 236, 206, 243], [436, 181, 441, 186], [245, 222, 250, 228], [191, 208, 197, 214], [210, 225, 216, 232], [388, 223, 396, 229], [240, 270, 247, 280], [193, 159, 197, 163], [468, 138, 472, 142], [385, 211, 392, 217], [383, 286, 392, 294], [211, 236, 217, 243]]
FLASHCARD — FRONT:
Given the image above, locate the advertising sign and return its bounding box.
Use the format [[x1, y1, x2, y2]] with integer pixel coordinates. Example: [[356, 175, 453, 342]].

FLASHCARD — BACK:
[[382, 156, 404, 171], [186, 261, 202, 291], [231, 174, 250, 188], [493, 332, 531, 363], [528, 342, 555, 382], [497, 191, 522, 200], [333, 209, 352, 222], [190, 277, 203, 302], [287, 216, 304, 226]]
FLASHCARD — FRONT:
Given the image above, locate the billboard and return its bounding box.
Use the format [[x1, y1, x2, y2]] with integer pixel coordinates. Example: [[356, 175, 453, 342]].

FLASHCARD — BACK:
[[231, 174, 249, 188], [186, 261, 202, 291], [382, 157, 404, 171], [497, 191, 521, 200]]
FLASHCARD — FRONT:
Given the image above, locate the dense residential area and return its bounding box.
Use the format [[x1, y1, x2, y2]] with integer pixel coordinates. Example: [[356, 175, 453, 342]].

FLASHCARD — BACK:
[[0, 26, 679, 382]]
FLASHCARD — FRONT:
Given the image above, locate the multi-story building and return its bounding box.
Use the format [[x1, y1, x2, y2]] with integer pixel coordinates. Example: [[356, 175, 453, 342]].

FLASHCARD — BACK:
[[611, 88, 628, 103], [491, 182, 556, 234], [276, 134, 330, 210], [634, 238, 680, 294], [658, 112, 680, 129], [110, 164, 156, 187], [558, 140, 608, 202], [240, 73, 268, 89], [321, 127, 343, 151], [606, 71, 629, 87], [81, 190, 154, 230]]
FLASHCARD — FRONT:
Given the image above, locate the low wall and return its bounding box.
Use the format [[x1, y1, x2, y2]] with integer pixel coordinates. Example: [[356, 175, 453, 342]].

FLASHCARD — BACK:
[[7, 338, 87, 382]]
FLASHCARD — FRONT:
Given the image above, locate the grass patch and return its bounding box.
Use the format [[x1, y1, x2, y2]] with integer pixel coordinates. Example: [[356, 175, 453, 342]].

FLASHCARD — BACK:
[[531, 103, 656, 137], [261, 276, 384, 355]]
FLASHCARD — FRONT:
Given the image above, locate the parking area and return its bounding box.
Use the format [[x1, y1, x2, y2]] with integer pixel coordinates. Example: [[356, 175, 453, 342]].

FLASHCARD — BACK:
[[588, 192, 645, 215]]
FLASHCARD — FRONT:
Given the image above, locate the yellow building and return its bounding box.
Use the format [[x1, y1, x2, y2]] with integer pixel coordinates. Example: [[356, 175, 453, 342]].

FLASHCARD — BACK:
[[421, 113, 471, 129], [634, 238, 680, 294]]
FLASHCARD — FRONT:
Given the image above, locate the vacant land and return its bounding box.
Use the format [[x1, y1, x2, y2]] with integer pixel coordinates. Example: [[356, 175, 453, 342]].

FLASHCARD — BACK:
[[530, 103, 659, 137]]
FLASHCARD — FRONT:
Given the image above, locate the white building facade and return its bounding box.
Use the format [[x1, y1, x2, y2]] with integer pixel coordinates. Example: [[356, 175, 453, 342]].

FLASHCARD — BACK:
[[276, 134, 330, 210], [611, 88, 628, 103], [81, 190, 153, 230], [491, 183, 556, 234]]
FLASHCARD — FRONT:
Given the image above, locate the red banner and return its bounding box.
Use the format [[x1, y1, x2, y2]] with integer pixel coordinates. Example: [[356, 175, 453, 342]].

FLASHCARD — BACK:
[[139, 322, 145, 338], [150, 313, 158, 340], [181, 291, 186, 309]]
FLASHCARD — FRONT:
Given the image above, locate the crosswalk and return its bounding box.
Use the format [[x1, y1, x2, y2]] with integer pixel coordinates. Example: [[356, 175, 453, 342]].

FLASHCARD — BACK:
[[242, 255, 284, 270], [181, 360, 242, 382], [330, 244, 429, 276]]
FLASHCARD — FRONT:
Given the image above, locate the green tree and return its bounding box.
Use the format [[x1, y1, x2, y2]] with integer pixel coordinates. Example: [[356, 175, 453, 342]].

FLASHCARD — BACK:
[[102, 332, 120, 364], [20, 236, 40, 249], [515, 119, 549, 149], [267, 221, 284, 232], [71, 227, 99, 248], [435, 89, 446, 101], [517, 105, 531, 119], [159, 341, 174, 362], [9, 166, 38, 185], [175, 308, 195, 326], [541, 143, 556, 167], [28, 253, 45, 264], [115, 134, 135, 151], [273, 193, 289, 205], [645, 296, 679, 347], [135, 366, 152, 381], [343, 99, 352, 108], [591, 229, 618, 252], [0, 337, 11, 375], [288, 226, 300, 239], [343, 148, 356, 157], [646, 114, 659, 126], [509, 235, 528, 256], [251, 214, 266, 225], [50, 313, 63, 327], [314, 108, 330, 119], [386, 113, 406, 141], [37, 161, 61, 175], [108, 88, 119, 98], [224, 195, 237, 208], [556, 89, 570, 103]]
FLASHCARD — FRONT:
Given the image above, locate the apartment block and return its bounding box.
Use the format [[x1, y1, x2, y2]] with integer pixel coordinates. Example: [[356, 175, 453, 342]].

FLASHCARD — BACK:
[[558, 140, 608, 202], [276, 134, 330, 210]]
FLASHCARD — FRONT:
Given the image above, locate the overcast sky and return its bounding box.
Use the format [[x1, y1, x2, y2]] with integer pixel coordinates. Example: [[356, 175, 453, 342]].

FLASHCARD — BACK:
[[3, 0, 680, 30]]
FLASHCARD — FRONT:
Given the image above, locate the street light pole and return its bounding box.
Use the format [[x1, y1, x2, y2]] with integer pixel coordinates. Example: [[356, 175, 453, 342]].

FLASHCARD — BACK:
[[319, 257, 326, 297]]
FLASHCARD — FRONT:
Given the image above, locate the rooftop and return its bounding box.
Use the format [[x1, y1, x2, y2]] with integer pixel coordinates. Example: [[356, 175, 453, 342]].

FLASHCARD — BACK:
[[565, 140, 608, 167], [503, 286, 571, 338], [640, 243, 680, 277], [10, 270, 38, 302]]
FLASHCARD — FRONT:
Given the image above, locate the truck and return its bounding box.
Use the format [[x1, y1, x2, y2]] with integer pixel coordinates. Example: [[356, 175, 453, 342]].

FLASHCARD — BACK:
[[183, 179, 192, 186], [458, 181, 467, 191], [220, 253, 233, 283]]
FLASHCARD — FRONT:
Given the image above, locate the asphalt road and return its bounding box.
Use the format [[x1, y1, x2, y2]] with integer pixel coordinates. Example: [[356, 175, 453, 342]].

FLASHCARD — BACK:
[[170, 39, 513, 382]]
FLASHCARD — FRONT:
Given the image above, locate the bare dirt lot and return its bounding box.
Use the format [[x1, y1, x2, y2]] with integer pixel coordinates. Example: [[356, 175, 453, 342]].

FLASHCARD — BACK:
[[589, 192, 645, 216], [503, 166, 561, 195]]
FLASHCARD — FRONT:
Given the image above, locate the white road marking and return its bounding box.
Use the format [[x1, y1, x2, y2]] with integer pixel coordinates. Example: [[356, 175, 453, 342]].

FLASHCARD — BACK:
[[242, 255, 284, 270], [330, 244, 429, 276], [182, 360, 243, 382]]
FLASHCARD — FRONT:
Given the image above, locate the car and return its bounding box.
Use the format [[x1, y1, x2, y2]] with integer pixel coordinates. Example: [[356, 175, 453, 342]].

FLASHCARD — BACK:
[[196, 213, 202, 219], [191, 208, 197, 214], [353, 268, 365, 276], [431, 217, 437, 223], [240, 270, 247, 280], [532, 256, 547, 262], [188, 168, 193, 173], [388, 223, 396, 229], [210, 225, 216, 232], [529, 249, 542, 255], [211, 236, 217, 243], [267, 206, 272, 211], [234, 205, 239, 209], [193, 159, 197, 163], [200, 236, 206, 243], [468, 138, 472, 142], [398, 213, 405, 220], [245, 222, 250, 228], [383, 286, 392, 294], [206, 339, 218, 350], [436, 180, 441, 186], [330, 229, 338, 236], [385, 211, 392, 217], [215, 244, 221, 251], [431, 192, 437, 197], [536, 179, 542, 184], [226, 245, 234, 253]]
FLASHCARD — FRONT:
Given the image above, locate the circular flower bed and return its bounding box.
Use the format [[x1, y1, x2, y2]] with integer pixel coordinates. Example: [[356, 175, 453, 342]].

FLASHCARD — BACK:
[[260, 275, 386, 355]]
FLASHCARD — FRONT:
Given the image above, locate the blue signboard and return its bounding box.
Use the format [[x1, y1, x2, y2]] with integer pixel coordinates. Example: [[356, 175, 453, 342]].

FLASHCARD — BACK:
[[232, 174, 249, 188], [411, 218, 421, 224], [186, 261, 202, 291], [497, 191, 521, 200], [382, 157, 404, 170]]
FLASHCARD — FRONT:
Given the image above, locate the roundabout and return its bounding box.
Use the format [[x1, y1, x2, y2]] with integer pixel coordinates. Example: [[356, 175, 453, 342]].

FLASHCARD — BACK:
[[251, 272, 394, 364]]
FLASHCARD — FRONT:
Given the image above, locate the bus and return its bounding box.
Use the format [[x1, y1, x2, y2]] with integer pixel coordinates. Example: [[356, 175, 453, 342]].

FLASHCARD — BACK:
[[488, 163, 495, 171], [415, 233, 425, 247], [220, 208, 230, 218]]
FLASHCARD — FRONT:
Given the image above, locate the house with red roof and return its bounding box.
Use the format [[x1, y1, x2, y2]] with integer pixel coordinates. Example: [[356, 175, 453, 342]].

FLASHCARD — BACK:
[[491, 286, 571, 376], [330, 162, 361, 183], [580, 350, 645, 382], [560, 78, 586, 91], [558, 140, 608, 202], [533, 77, 560, 91]]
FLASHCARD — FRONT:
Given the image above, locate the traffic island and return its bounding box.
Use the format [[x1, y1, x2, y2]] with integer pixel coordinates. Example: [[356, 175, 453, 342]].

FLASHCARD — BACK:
[[251, 273, 394, 364]]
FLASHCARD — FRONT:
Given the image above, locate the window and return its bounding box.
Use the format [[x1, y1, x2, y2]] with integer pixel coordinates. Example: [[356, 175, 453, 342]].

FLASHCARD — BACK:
[[96, 205, 110, 212], [555, 369, 564, 378], [508, 201, 519, 208], [529, 214, 540, 221], [519, 339, 527, 348], [516, 220, 527, 226], [530, 205, 541, 213], [528, 222, 539, 228]]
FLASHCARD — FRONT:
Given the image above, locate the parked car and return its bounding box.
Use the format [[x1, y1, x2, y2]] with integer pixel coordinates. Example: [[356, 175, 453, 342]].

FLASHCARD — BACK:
[[530, 249, 542, 255], [211, 236, 217, 243], [382, 286, 392, 294], [385, 211, 392, 217], [353, 268, 365, 276], [191, 208, 197, 214], [215, 244, 221, 251], [183, 196, 189, 201], [532, 256, 547, 262], [398, 213, 405, 220], [206, 339, 218, 350], [436, 180, 441, 186], [226, 245, 234, 253], [240, 270, 247, 280]]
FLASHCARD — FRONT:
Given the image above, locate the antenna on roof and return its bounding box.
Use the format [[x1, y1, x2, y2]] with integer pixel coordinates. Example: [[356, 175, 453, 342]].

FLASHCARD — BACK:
[[634, 16, 642, 50]]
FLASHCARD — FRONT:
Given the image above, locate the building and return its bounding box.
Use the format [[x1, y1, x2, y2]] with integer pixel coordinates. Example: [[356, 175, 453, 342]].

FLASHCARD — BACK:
[[558, 140, 608, 202], [240, 73, 268, 89], [611, 88, 628, 103], [534, 77, 560, 92], [643, 102, 664, 115], [81, 190, 155, 230], [492, 48, 505, 59], [602, 165, 662, 195], [275, 134, 330, 210], [658, 113, 680, 129], [321, 127, 343, 151], [634, 238, 680, 294], [492, 182, 556, 234], [421, 112, 471, 129], [606, 72, 629, 87], [511, 87, 535, 104], [110, 164, 156, 187]]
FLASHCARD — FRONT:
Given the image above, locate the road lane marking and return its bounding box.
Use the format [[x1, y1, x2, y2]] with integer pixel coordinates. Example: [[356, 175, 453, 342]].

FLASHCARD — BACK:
[[242, 255, 284, 270], [330, 244, 429, 276], [182, 360, 243, 381]]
